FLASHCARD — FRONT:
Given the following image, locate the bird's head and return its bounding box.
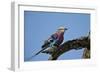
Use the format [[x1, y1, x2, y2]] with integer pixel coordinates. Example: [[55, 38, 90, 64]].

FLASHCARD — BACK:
[[57, 26, 68, 33]]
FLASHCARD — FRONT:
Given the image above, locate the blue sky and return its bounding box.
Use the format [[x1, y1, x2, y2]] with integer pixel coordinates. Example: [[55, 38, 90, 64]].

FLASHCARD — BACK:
[[24, 11, 90, 61]]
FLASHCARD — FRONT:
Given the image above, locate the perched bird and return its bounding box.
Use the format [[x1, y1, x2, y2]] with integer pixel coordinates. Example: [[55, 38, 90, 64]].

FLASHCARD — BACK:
[[41, 26, 68, 54], [28, 27, 68, 60]]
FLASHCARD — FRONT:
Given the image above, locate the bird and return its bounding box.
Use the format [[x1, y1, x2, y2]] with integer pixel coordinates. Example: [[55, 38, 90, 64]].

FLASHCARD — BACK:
[[42, 27, 67, 54], [28, 26, 68, 60]]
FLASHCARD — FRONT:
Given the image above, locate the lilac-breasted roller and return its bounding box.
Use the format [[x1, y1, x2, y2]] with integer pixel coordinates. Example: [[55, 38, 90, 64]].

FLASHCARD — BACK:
[[28, 27, 68, 60], [42, 27, 68, 54]]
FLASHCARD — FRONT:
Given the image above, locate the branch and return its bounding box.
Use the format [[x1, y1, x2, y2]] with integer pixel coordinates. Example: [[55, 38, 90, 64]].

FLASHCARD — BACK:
[[47, 36, 90, 60]]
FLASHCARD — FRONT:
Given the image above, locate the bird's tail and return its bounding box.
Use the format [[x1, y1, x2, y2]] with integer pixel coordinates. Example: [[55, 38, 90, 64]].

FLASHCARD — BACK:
[[27, 48, 46, 61]]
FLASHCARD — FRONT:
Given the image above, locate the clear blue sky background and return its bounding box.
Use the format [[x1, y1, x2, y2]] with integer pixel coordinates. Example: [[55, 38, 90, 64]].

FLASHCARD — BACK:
[[24, 11, 90, 61]]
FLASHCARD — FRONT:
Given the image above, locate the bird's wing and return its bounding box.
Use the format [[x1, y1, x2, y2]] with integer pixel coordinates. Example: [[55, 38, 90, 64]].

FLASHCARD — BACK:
[[42, 41, 50, 49], [42, 33, 58, 49]]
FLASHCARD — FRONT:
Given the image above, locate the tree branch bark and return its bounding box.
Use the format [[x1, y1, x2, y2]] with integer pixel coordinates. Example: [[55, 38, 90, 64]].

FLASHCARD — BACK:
[[48, 36, 90, 60]]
